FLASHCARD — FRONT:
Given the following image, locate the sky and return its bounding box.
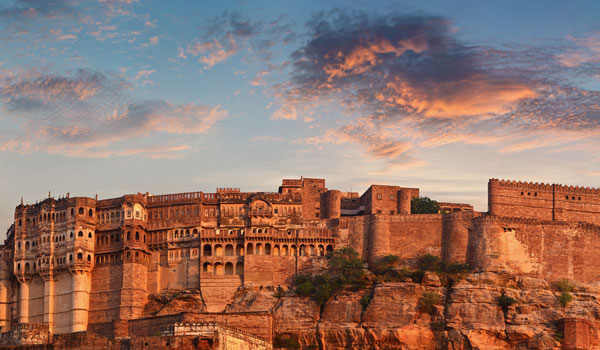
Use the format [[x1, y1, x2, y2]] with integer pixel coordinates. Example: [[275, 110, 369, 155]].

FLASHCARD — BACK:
[[1, 0, 600, 232]]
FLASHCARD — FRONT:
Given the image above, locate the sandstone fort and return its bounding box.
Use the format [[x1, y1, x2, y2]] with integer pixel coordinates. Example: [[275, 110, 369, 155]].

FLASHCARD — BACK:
[[1, 177, 600, 349]]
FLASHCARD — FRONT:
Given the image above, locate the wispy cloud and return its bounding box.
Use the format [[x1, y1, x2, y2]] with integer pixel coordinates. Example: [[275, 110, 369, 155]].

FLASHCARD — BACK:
[[0, 69, 226, 157], [0, 0, 77, 20], [271, 10, 600, 168], [181, 12, 295, 70]]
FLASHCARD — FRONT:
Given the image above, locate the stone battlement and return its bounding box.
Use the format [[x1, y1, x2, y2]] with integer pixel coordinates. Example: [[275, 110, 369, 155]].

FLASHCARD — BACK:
[[490, 178, 600, 195]]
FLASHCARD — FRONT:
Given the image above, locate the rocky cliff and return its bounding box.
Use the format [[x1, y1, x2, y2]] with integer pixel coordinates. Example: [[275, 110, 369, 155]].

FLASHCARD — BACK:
[[219, 270, 600, 350]]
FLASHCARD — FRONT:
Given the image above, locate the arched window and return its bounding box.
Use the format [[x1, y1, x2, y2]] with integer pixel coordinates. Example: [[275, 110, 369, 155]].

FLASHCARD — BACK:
[[70, 232, 73, 238], [273, 245, 280, 256], [225, 262, 234, 275], [87, 254, 91, 262], [225, 244, 234, 256], [309, 245, 315, 256], [77, 252, 83, 260], [256, 243, 263, 255], [282, 245, 288, 256], [135, 231, 139, 240], [78, 231, 83, 237], [265, 243, 271, 255], [186, 229, 190, 236], [69, 254, 73, 261], [318, 245, 324, 256], [203, 245, 212, 256], [214, 263, 224, 275], [88, 232, 92, 238], [326, 245, 333, 255], [193, 228, 198, 236], [246, 243, 254, 255], [203, 262, 212, 273], [127, 232, 131, 240], [78, 207, 84, 215], [25, 263, 30, 271], [214, 244, 223, 256], [299, 244, 306, 256], [236, 244, 244, 256], [18, 219, 22, 226], [25, 241, 29, 249]]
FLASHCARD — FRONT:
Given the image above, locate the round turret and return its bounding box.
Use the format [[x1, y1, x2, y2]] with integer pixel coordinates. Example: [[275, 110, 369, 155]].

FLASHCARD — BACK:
[[324, 190, 341, 219], [397, 189, 412, 215]]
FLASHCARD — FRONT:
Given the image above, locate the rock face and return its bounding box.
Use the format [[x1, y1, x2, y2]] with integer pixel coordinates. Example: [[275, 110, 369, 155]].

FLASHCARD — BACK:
[[144, 290, 206, 316], [223, 272, 600, 350]]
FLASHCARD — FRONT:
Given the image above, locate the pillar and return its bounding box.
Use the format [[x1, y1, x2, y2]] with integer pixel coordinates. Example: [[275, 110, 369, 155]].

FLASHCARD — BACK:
[[44, 278, 54, 332], [71, 273, 90, 332], [0, 280, 9, 331], [18, 280, 29, 324]]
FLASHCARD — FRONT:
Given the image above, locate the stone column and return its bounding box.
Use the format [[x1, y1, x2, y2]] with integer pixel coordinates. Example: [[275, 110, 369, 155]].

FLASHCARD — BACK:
[[18, 280, 29, 324], [71, 273, 90, 332], [43, 277, 54, 332], [0, 280, 9, 331]]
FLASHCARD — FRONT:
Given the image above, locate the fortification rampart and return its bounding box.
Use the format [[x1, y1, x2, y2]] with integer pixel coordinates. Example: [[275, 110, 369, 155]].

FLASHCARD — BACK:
[[468, 215, 600, 283], [489, 179, 600, 225]]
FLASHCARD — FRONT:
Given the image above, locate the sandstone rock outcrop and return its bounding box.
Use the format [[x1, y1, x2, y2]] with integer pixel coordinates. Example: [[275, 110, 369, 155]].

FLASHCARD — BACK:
[[223, 272, 600, 350]]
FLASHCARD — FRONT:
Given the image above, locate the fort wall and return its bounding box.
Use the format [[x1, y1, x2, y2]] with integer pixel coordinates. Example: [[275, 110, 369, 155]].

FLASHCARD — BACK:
[[467, 216, 600, 283], [488, 179, 600, 225], [366, 214, 444, 265]]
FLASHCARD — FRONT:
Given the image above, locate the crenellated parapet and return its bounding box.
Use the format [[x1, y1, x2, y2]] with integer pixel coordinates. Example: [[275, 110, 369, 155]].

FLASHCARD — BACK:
[[489, 178, 554, 191]]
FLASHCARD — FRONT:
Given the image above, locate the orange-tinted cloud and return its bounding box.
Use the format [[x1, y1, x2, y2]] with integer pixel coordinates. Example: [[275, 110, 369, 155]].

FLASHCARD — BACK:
[[0, 69, 226, 157], [272, 11, 600, 168]]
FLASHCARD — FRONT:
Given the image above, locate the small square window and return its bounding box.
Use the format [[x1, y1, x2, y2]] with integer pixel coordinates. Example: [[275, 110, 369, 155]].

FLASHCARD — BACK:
[[565, 196, 569, 200], [389, 194, 394, 200], [377, 210, 382, 214], [377, 193, 382, 200]]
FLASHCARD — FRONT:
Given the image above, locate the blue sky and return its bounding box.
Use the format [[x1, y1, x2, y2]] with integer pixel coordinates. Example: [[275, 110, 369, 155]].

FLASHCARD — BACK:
[[1, 0, 600, 231]]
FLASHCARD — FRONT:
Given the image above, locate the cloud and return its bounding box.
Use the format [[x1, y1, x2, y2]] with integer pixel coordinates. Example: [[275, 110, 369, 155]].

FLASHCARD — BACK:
[[182, 12, 295, 70], [0, 69, 226, 157], [271, 10, 600, 167], [0, 0, 77, 20], [0, 69, 119, 111], [557, 32, 600, 68], [186, 35, 238, 68], [134, 69, 155, 80], [271, 104, 297, 120]]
